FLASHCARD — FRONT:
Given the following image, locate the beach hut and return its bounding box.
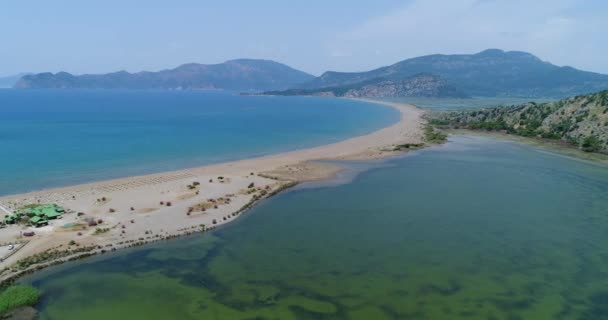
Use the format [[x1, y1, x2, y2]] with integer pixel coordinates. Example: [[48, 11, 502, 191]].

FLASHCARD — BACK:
[[29, 216, 48, 227], [42, 208, 62, 220], [5, 214, 19, 224], [32, 205, 64, 220]]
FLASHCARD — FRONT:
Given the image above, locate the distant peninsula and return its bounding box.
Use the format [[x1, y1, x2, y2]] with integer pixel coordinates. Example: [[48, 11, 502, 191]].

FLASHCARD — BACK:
[[14, 59, 314, 91]]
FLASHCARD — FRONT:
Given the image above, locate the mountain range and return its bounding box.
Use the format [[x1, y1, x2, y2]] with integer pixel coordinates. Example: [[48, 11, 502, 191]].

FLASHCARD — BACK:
[[285, 49, 608, 98], [14, 59, 313, 91], [12, 49, 608, 98]]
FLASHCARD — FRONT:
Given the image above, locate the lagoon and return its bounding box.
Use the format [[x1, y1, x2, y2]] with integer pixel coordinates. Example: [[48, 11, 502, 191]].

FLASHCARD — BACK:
[[24, 135, 608, 320]]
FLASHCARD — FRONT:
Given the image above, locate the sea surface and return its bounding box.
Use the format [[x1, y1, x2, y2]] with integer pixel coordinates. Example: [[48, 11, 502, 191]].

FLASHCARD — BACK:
[[24, 135, 608, 320], [0, 90, 399, 196]]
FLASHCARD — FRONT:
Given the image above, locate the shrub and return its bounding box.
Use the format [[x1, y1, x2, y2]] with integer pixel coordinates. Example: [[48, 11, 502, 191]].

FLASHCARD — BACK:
[[94, 228, 110, 235], [424, 126, 447, 143], [0, 285, 41, 315], [581, 136, 602, 153]]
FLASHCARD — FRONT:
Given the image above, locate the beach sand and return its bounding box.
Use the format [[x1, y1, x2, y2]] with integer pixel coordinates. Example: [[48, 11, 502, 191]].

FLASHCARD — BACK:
[[0, 100, 425, 281]]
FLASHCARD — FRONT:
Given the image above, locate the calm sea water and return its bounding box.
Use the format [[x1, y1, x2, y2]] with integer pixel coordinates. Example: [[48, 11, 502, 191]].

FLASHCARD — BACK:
[[0, 90, 398, 195], [25, 135, 608, 320]]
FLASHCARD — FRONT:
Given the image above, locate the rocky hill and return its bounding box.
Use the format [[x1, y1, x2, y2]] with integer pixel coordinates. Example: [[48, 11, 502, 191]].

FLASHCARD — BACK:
[[295, 49, 608, 98], [266, 73, 468, 98], [14, 59, 313, 91], [431, 90, 608, 153]]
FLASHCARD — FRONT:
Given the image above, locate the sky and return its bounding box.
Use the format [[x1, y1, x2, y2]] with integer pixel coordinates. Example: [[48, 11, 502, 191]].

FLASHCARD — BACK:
[[1, 0, 607, 76]]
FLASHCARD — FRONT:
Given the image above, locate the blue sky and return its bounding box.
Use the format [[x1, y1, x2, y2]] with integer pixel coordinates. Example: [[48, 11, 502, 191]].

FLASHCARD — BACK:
[[1, 0, 607, 76]]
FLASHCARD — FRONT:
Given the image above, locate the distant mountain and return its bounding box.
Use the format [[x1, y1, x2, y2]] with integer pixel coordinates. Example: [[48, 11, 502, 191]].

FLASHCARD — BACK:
[[14, 59, 314, 91], [266, 73, 468, 98], [294, 49, 608, 98], [0, 73, 30, 88], [433, 90, 608, 153]]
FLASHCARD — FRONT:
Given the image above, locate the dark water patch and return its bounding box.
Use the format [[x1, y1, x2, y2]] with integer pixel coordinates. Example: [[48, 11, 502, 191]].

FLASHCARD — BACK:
[[579, 291, 608, 320]]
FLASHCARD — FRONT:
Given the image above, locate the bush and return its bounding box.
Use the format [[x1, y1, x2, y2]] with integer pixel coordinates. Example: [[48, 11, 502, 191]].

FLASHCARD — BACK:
[[581, 136, 602, 153], [539, 131, 562, 140], [0, 285, 41, 315]]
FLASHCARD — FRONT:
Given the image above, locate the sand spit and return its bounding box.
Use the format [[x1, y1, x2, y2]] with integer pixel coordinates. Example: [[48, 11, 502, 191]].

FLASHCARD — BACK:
[[0, 99, 425, 283]]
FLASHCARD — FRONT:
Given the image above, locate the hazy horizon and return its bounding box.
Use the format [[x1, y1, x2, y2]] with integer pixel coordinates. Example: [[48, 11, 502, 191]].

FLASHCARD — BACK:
[[4, 48, 608, 79], [2, 0, 608, 76]]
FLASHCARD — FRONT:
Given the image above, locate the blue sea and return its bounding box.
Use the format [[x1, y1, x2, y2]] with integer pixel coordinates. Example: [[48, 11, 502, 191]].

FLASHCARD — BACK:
[[0, 90, 399, 196]]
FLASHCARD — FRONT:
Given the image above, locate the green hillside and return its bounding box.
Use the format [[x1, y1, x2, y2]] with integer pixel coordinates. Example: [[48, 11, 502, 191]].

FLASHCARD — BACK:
[[431, 90, 608, 153]]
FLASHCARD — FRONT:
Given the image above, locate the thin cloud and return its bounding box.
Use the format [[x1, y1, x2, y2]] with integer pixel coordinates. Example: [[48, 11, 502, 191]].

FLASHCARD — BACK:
[[326, 0, 608, 73]]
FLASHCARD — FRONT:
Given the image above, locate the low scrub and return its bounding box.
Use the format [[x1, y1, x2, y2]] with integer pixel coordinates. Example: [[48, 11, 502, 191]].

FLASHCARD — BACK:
[[424, 126, 448, 143]]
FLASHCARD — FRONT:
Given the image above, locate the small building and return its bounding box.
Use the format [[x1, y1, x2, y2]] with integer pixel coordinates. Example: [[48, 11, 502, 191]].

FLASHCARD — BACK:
[[5, 214, 19, 224], [41, 207, 62, 220], [6, 204, 65, 225], [21, 204, 64, 219], [29, 216, 48, 227]]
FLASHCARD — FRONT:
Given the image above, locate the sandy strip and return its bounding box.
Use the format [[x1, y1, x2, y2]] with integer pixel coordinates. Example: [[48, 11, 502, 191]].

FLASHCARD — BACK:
[[0, 99, 425, 281]]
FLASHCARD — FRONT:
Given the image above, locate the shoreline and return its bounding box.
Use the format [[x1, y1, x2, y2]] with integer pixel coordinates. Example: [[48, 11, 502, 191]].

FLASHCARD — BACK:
[[0, 99, 426, 284], [446, 129, 608, 165]]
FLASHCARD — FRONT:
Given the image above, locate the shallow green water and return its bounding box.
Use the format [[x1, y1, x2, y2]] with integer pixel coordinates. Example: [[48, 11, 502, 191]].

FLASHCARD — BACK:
[[26, 136, 608, 319]]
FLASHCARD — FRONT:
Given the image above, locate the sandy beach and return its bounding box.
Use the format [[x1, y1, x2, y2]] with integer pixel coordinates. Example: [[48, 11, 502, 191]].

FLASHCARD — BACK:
[[0, 99, 425, 282]]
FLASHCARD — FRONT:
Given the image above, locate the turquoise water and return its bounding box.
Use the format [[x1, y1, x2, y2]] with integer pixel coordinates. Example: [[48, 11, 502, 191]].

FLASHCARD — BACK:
[[0, 90, 398, 195], [24, 135, 608, 319]]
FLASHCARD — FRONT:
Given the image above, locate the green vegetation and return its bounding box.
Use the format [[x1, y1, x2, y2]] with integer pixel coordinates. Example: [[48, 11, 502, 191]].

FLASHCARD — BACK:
[[393, 143, 424, 151], [431, 90, 608, 154], [424, 125, 448, 143], [0, 285, 40, 315], [93, 228, 110, 235], [467, 118, 513, 132], [15, 245, 96, 270], [582, 136, 602, 153]]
